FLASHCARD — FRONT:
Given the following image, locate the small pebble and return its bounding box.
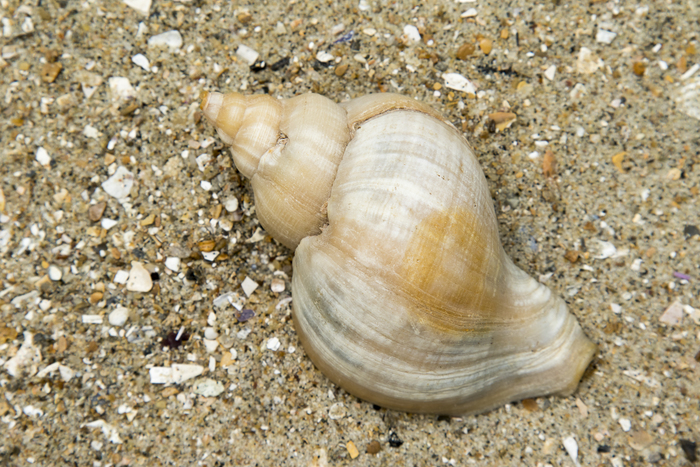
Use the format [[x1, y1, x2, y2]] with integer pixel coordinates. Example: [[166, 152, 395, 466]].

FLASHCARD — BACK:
[[48, 265, 62, 281], [388, 432, 404, 448], [113, 270, 129, 284], [366, 440, 381, 454], [577, 47, 602, 74], [108, 306, 129, 327], [680, 440, 698, 462], [521, 398, 539, 412], [237, 10, 252, 24], [346, 441, 359, 459], [271, 278, 285, 293], [150, 364, 203, 384], [88, 202, 107, 222], [334, 63, 349, 77], [456, 43, 476, 60], [126, 261, 153, 292], [628, 430, 653, 451], [632, 62, 646, 76], [479, 38, 493, 55], [236, 309, 255, 323], [223, 197, 238, 212], [40, 62, 62, 83]]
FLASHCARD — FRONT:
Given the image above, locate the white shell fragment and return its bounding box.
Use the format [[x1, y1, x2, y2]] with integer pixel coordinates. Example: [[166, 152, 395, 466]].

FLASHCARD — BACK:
[[83, 420, 123, 444], [203, 339, 219, 353], [684, 304, 700, 325], [402, 25, 421, 43], [148, 30, 183, 50], [132, 53, 151, 71], [673, 75, 700, 120], [563, 437, 580, 467], [442, 73, 477, 94], [596, 29, 617, 44], [3, 332, 42, 377], [544, 65, 556, 81], [102, 166, 134, 200], [164, 257, 180, 272], [328, 402, 347, 420], [122, 0, 151, 16], [316, 51, 334, 63], [592, 239, 617, 259], [246, 227, 266, 243], [83, 125, 99, 138], [113, 270, 129, 284], [681, 63, 699, 81], [266, 337, 281, 351], [577, 47, 602, 74], [108, 77, 136, 103], [659, 300, 684, 325], [213, 291, 245, 310], [126, 261, 153, 292], [82, 314, 103, 324], [193, 378, 225, 397], [149, 363, 203, 384], [101, 218, 118, 230], [36, 362, 75, 382], [36, 147, 51, 166], [619, 418, 632, 432], [241, 276, 259, 297], [236, 45, 259, 65]]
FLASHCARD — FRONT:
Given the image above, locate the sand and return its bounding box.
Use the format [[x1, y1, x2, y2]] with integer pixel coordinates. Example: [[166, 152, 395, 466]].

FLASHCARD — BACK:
[[0, 0, 698, 465]]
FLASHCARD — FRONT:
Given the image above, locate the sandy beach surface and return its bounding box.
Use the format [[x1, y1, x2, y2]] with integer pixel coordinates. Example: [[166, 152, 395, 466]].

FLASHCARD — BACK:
[[1, 0, 699, 465]]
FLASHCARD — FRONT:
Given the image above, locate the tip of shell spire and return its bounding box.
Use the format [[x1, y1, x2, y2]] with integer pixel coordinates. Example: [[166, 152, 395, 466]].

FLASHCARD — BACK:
[[199, 91, 223, 123]]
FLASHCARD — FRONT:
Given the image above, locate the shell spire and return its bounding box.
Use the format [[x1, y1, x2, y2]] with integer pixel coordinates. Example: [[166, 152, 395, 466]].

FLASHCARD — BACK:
[[201, 90, 597, 415]]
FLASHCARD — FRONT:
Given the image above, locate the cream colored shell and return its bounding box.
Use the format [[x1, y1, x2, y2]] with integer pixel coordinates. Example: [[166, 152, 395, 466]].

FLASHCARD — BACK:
[[201, 91, 597, 415]]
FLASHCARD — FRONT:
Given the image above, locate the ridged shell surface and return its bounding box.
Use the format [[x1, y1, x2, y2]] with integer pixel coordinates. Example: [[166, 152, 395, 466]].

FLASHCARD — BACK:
[[292, 110, 595, 414], [200, 91, 597, 415]]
